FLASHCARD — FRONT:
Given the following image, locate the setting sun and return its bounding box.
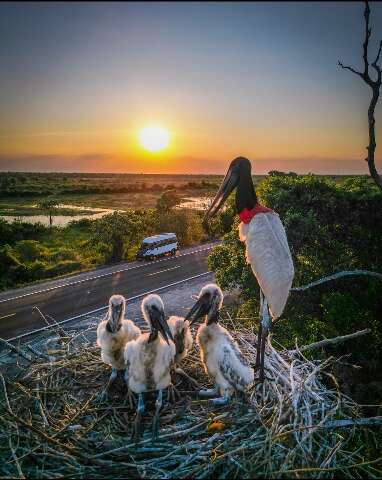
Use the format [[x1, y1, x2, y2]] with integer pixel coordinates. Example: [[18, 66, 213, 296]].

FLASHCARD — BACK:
[[139, 125, 170, 152]]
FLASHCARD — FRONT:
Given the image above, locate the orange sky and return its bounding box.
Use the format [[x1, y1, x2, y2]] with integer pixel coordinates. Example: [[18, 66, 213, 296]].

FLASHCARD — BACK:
[[1, 2, 381, 174]]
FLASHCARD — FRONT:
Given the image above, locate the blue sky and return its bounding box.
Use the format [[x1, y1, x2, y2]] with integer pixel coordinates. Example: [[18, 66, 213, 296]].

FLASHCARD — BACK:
[[0, 1, 381, 173]]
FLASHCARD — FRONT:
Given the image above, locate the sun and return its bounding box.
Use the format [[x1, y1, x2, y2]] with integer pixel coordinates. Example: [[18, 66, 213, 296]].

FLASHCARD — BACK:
[[139, 125, 170, 152]]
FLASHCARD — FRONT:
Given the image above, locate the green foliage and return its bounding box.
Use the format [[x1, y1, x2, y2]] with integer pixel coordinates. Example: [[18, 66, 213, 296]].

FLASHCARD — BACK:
[[156, 190, 180, 212], [92, 211, 152, 262], [155, 210, 204, 245], [208, 175, 382, 366]]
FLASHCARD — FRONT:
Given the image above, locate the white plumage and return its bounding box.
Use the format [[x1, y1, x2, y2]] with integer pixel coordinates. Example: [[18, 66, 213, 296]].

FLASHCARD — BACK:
[[97, 294, 141, 370], [197, 322, 254, 396], [187, 284, 254, 404], [239, 212, 294, 320], [124, 294, 175, 394], [167, 316, 193, 365]]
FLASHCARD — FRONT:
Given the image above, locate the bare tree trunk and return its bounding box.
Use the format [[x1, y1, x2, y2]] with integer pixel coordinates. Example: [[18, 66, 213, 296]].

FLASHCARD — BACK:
[[367, 85, 382, 190], [339, 1, 382, 192]]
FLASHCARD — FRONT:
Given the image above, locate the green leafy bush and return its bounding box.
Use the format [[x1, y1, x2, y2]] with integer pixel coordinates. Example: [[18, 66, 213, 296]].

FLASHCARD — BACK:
[[208, 175, 382, 388]]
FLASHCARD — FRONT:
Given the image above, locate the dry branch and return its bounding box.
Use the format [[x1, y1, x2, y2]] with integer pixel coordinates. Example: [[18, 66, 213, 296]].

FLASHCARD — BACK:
[[296, 328, 371, 353], [0, 316, 380, 478]]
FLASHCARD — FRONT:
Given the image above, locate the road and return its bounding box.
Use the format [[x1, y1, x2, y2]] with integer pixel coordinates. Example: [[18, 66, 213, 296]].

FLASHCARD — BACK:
[[0, 244, 215, 341]]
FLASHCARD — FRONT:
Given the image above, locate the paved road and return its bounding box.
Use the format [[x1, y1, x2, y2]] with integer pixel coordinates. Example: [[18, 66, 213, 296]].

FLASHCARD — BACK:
[[0, 244, 215, 341]]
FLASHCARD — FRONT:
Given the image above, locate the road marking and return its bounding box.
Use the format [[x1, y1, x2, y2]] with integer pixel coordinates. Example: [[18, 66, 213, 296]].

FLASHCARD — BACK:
[[0, 313, 16, 321], [0, 244, 216, 304], [4, 271, 213, 343], [147, 265, 181, 276]]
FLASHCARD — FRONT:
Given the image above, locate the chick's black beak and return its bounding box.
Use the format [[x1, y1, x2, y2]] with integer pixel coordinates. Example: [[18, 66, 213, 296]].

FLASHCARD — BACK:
[[204, 164, 239, 221], [185, 293, 211, 326], [150, 307, 174, 344], [112, 304, 123, 320]]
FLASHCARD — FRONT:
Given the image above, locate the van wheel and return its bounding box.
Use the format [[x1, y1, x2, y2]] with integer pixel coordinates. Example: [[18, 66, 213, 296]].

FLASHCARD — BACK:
[[171, 249, 176, 256]]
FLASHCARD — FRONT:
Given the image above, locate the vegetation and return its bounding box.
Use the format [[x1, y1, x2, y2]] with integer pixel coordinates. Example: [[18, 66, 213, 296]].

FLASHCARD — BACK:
[[0, 172, 222, 198], [208, 174, 382, 403], [0, 189, 211, 290]]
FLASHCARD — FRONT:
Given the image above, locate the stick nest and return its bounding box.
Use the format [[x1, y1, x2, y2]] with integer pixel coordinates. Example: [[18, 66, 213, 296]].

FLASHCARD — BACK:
[[0, 316, 381, 479]]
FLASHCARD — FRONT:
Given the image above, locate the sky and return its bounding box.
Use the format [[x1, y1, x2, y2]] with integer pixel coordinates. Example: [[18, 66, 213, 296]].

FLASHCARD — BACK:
[[0, 1, 381, 174]]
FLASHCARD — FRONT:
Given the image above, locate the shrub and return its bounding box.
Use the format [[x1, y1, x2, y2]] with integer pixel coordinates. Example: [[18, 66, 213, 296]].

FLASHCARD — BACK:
[[208, 175, 382, 365]]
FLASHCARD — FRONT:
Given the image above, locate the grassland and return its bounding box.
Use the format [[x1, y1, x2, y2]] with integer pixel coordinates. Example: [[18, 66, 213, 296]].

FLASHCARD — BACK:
[[0, 171, 362, 213]]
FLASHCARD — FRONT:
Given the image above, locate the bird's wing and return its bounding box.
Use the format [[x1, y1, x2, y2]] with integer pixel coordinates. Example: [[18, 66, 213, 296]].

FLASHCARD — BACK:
[[222, 332, 250, 368], [96, 321, 107, 347], [218, 345, 250, 390], [124, 340, 135, 366]]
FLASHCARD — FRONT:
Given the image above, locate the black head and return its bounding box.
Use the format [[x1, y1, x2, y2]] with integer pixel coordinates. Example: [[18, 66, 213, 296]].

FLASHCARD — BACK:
[[204, 156, 257, 221], [142, 294, 174, 344], [185, 283, 224, 326], [106, 294, 125, 333]]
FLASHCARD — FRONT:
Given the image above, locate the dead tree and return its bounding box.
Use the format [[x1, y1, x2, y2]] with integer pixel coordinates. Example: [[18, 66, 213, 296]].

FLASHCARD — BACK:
[[338, 1, 382, 192]]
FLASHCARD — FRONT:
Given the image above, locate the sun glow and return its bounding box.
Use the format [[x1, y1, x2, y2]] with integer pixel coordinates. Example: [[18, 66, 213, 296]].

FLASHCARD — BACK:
[[139, 125, 170, 152]]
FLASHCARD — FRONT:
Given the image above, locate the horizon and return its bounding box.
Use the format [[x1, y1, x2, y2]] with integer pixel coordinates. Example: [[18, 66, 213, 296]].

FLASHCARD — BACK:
[[1, 2, 382, 175]]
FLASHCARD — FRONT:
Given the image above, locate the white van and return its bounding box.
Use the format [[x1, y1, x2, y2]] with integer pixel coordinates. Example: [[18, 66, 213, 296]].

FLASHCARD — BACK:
[[136, 233, 178, 261]]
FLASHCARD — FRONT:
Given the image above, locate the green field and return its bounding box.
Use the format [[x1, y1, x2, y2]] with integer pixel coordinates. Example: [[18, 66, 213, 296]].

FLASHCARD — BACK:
[[0, 171, 367, 213]]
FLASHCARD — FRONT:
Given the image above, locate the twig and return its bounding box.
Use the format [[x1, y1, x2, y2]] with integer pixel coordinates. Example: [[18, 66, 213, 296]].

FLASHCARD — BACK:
[[291, 270, 382, 292], [0, 337, 32, 362], [324, 417, 382, 428], [296, 329, 371, 353]]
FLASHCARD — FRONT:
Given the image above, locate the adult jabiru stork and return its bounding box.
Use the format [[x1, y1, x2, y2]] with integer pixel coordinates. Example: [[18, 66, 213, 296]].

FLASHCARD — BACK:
[[204, 157, 294, 382]]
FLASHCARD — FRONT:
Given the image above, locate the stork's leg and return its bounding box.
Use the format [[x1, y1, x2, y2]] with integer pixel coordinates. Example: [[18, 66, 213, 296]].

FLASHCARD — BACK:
[[151, 389, 163, 441], [210, 389, 231, 406], [132, 393, 145, 444], [257, 297, 271, 384], [255, 324, 263, 369], [255, 290, 264, 368], [123, 370, 135, 409], [198, 385, 219, 398], [258, 330, 267, 383], [98, 368, 118, 402]]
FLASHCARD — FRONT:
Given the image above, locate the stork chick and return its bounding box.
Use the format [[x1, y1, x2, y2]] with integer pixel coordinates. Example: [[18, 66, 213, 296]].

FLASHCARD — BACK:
[[96, 294, 141, 400], [124, 294, 175, 441], [167, 315, 196, 385], [185, 284, 254, 406]]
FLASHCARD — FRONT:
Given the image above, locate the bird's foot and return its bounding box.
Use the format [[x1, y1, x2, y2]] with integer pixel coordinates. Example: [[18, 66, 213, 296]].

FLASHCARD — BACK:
[[166, 383, 179, 404], [125, 388, 136, 409], [210, 393, 230, 407], [198, 387, 219, 398]]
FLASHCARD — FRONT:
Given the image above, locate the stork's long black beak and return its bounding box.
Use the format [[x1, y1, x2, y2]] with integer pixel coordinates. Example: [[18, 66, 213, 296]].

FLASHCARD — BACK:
[[150, 307, 174, 344], [185, 293, 211, 325], [112, 304, 123, 322], [204, 163, 240, 221], [109, 303, 123, 332]]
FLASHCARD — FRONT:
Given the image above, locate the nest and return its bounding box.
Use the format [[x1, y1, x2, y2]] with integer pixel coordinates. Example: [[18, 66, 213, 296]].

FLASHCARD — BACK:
[[0, 316, 381, 479]]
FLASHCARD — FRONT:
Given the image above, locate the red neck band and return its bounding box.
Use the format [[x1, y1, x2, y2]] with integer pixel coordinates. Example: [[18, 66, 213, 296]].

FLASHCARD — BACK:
[[239, 203, 273, 224]]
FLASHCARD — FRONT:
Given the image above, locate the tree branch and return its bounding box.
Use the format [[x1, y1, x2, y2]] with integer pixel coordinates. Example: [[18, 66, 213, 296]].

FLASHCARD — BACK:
[[297, 329, 370, 353], [291, 269, 382, 292], [373, 40, 382, 68], [338, 61, 363, 78], [362, 1, 371, 79]]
